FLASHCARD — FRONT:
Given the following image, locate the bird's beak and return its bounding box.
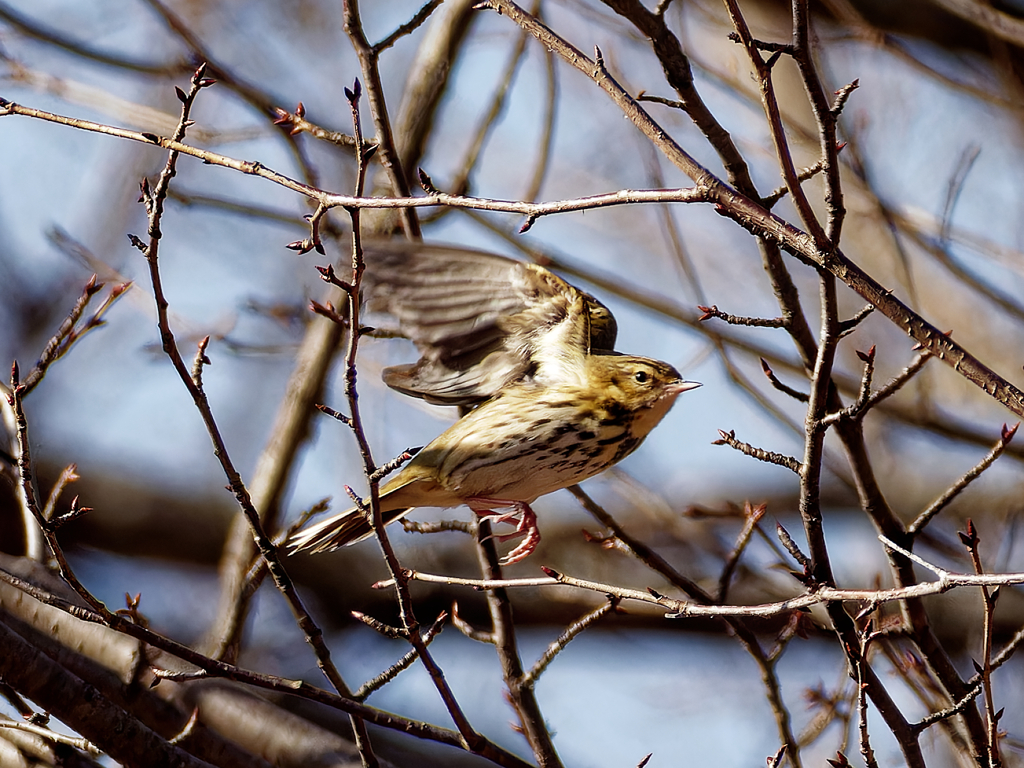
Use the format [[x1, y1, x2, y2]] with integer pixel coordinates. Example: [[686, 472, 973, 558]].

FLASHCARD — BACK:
[[668, 380, 702, 395]]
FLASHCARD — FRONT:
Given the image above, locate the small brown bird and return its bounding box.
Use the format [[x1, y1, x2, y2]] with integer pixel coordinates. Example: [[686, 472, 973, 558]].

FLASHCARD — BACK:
[[289, 244, 700, 563]]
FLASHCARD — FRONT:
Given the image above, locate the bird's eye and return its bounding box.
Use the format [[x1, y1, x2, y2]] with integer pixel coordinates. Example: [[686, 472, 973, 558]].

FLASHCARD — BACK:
[[634, 370, 649, 384]]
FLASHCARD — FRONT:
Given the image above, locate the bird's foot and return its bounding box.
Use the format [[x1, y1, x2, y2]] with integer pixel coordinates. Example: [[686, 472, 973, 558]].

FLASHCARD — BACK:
[[467, 498, 541, 564]]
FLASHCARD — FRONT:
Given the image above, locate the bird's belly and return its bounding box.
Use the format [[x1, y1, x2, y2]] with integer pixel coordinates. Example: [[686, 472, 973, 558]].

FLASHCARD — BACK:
[[442, 422, 636, 502]]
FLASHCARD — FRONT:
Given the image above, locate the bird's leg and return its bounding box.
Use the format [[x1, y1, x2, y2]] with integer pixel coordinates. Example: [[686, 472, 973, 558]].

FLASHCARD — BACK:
[[466, 498, 542, 564]]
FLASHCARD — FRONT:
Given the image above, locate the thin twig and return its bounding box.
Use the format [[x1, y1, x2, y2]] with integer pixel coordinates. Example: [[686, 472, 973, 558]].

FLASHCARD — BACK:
[[698, 304, 786, 328], [717, 502, 767, 603], [760, 358, 810, 402], [0, 719, 102, 756], [909, 424, 1019, 536], [373, 0, 444, 54], [353, 613, 448, 701], [522, 598, 619, 688], [7, 371, 110, 616], [713, 429, 801, 473], [961, 521, 1003, 767]]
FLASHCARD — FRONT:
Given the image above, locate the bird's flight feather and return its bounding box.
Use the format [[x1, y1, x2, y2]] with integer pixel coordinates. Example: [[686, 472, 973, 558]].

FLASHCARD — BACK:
[[361, 242, 617, 404]]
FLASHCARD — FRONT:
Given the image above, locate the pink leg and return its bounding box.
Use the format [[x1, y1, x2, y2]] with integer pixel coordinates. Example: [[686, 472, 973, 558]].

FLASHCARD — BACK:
[[466, 498, 542, 564]]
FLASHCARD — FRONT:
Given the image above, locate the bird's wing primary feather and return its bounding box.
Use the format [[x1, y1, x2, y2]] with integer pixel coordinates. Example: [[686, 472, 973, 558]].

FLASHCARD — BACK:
[[361, 242, 616, 404]]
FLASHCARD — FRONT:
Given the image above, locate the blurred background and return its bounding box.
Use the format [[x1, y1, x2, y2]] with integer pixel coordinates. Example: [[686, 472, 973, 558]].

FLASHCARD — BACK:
[[3, 0, 1024, 766]]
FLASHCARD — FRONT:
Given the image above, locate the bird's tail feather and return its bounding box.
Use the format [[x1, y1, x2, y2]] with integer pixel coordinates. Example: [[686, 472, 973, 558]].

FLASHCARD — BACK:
[[288, 506, 414, 554]]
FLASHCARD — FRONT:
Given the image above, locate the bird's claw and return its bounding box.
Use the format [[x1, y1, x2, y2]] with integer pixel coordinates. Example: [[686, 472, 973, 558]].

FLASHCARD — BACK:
[[468, 498, 541, 564], [498, 522, 541, 565]]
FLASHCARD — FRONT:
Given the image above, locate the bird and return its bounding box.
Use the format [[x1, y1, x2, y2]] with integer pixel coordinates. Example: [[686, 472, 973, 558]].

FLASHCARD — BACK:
[[288, 243, 700, 564]]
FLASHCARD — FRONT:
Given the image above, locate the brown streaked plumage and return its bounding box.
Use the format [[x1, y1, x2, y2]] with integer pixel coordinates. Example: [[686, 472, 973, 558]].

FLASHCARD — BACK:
[[289, 352, 699, 564]]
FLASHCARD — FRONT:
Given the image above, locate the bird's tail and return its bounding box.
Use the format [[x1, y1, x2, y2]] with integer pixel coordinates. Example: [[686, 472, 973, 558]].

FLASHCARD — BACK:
[[287, 505, 414, 554]]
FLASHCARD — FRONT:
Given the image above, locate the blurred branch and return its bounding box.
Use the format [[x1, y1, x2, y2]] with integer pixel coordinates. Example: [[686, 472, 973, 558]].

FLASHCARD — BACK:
[[931, 0, 1024, 47], [0, 563, 534, 767], [0, 1, 186, 76]]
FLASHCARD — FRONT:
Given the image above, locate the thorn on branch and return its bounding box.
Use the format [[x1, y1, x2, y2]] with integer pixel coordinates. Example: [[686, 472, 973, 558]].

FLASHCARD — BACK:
[[51, 495, 92, 529], [912, 329, 952, 352]]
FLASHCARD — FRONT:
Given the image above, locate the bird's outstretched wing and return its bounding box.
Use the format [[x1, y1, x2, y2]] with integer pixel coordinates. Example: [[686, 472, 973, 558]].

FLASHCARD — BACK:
[[361, 242, 618, 405]]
